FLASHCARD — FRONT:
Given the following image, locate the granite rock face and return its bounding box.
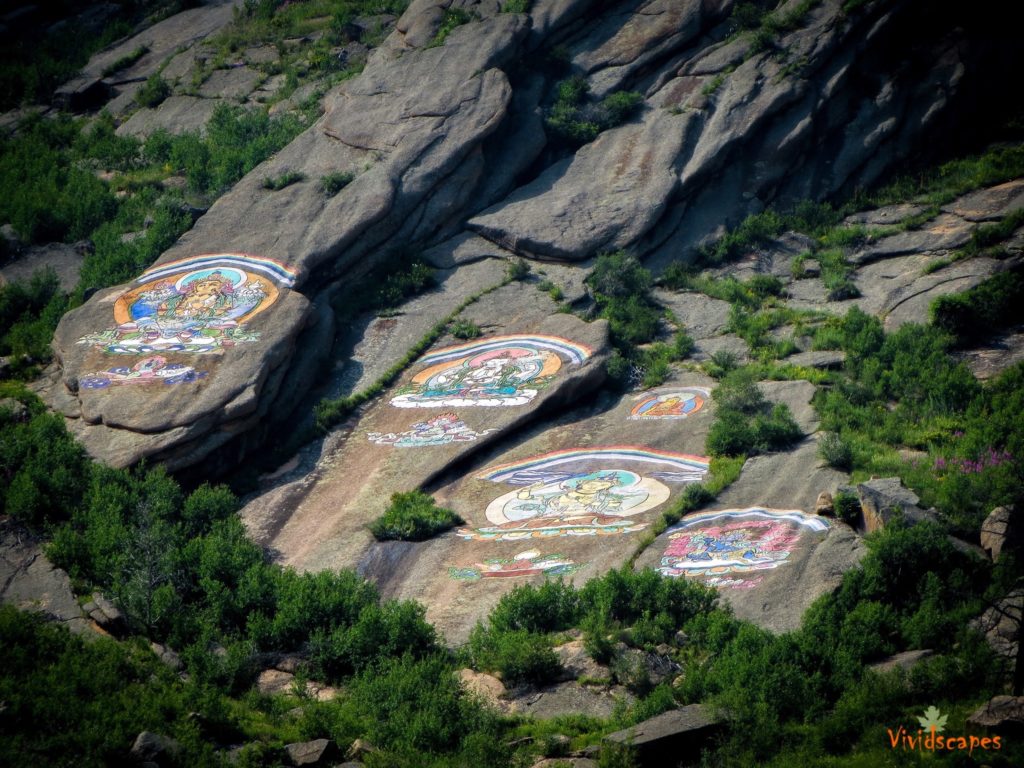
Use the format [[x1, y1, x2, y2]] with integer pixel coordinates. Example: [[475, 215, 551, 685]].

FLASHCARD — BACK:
[[42, 0, 1021, 472]]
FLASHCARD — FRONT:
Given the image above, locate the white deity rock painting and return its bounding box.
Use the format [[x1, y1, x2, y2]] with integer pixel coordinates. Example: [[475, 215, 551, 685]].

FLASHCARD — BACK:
[[390, 335, 593, 408], [77, 254, 296, 355]]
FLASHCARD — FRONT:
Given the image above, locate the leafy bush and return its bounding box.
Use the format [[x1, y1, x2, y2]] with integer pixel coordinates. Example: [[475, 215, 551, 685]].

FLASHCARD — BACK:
[[931, 269, 1024, 347], [818, 431, 853, 470], [369, 490, 464, 541], [706, 369, 802, 457], [466, 625, 562, 686], [489, 580, 580, 634], [545, 77, 644, 145], [135, 73, 170, 109], [319, 170, 355, 195]]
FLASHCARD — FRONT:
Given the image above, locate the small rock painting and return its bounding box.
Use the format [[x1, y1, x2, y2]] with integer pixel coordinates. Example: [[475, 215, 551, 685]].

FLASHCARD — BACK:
[[79, 355, 206, 389], [630, 387, 710, 420], [367, 412, 498, 447], [448, 550, 582, 581]]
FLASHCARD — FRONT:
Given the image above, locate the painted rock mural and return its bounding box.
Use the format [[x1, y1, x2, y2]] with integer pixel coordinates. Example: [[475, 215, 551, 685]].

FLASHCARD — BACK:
[[448, 549, 582, 581], [76, 253, 296, 355], [629, 387, 710, 420], [458, 446, 710, 541], [390, 334, 592, 408], [79, 356, 207, 389], [367, 412, 498, 447], [657, 508, 830, 589]]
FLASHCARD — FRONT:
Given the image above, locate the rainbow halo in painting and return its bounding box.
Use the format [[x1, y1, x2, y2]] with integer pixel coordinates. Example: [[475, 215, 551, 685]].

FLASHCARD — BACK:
[[448, 550, 582, 581], [458, 446, 710, 541], [77, 253, 296, 355], [657, 508, 830, 588], [630, 387, 710, 420], [390, 334, 592, 408]]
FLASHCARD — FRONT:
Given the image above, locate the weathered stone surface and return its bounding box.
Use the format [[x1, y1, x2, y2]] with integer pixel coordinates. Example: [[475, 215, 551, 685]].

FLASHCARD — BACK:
[[604, 705, 720, 763], [868, 649, 934, 673], [943, 179, 1024, 222], [553, 639, 607, 682], [0, 517, 89, 635], [198, 66, 262, 100], [0, 241, 87, 292], [116, 95, 222, 138], [130, 731, 181, 763], [967, 696, 1024, 734], [850, 214, 974, 264], [569, 0, 707, 98], [458, 668, 509, 711], [856, 477, 937, 533], [972, 587, 1022, 664], [284, 738, 336, 767], [510, 681, 634, 720], [468, 108, 691, 261], [257, 669, 297, 696], [83, 1, 240, 85], [652, 290, 731, 340], [981, 506, 1016, 562], [815, 492, 834, 517], [957, 330, 1024, 380], [150, 642, 183, 671]]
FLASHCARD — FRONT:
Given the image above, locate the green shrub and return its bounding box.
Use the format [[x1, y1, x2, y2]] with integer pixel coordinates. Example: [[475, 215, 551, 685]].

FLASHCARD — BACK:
[[428, 8, 472, 47], [931, 269, 1024, 347], [369, 490, 463, 541], [318, 170, 355, 195], [467, 625, 562, 686], [501, 0, 531, 11], [489, 580, 581, 634], [506, 257, 530, 281], [262, 169, 305, 190], [706, 369, 802, 456], [818, 431, 853, 470], [449, 319, 481, 339], [135, 73, 170, 109], [546, 78, 644, 145]]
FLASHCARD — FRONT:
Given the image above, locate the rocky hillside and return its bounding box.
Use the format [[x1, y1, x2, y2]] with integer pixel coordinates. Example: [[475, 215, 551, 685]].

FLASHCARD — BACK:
[[42, 0, 1021, 471]]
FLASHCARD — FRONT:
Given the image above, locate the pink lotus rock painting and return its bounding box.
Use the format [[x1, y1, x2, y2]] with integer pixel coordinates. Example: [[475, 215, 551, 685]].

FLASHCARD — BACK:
[[658, 508, 830, 589]]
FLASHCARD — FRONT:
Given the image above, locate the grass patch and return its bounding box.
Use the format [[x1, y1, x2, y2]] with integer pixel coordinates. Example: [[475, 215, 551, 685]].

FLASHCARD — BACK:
[[262, 169, 306, 190], [369, 491, 464, 541], [318, 170, 355, 195], [101, 45, 149, 78], [449, 319, 481, 340], [428, 8, 472, 48]]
